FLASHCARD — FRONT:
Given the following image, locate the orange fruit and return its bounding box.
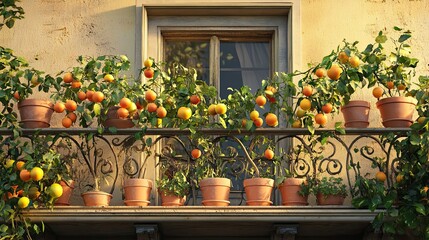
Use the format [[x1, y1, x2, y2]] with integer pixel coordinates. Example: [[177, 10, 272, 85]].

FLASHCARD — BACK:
[[299, 99, 312, 111], [71, 81, 82, 89], [177, 107, 192, 120], [119, 97, 132, 109], [49, 183, 63, 198], [265, 113, 278, 127], [327, 64, 343, 80], [62, 117, 73, 128], [423, 186, 429, 194], [77, 91, 87, 101], [397, 84, 406, 91], [190, 95, 201, 105], [156, 106, 167, 118], [255, 95, 267, 107], [417, 116, 426, 124], [302, 86, 313, 97], [264, 149, 274, 160], [376, 171, 387, 182], [315, 68, 326, 78], [145, 90, 157, 102], [92, 91, 105, 103], [30, 167, 44, 181], [322, 103, 333, 114], [338, 51, 349, 64], [86, 90, 95, 101], [396, 174, 403, 183], [241, 119, 247, 128], [292, 119, 302, 128], [372, 87, 384, 99], [208, 104, 217, 115], [16, 161, 25, 171], [63, 72, 74, 83], [250, 110, 259, 121], [103, 74, 114, 83], [28, 187, 40, 200], [315, 113, 327, 126], [54, 102, 65, 113], [5, 159, 14, 169], [386, 81, 394, 89], [19, 169, 31, 182], [147, 102, 158, 113], [191, 149, 202, 159], [215, 103, 227, 115], [67, 112, 77, 122], [144, 68, 154, 78], [18, 196, 30, 208], [349, 56, 360, 68], [296, 108, 306, 118], [65, 100, 77, 111], [13, 91, 20, 100], [144, 58, 153, 68], [117, 107, 129, 119], [266, 86, 277, 94], [253, 117, 263, 127]]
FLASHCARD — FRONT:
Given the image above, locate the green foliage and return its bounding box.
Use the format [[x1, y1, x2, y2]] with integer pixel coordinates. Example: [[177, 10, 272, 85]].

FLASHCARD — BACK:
[[0, 0, 24, 30], [311, 176, 347, 197], [157, 171, 190, 198]]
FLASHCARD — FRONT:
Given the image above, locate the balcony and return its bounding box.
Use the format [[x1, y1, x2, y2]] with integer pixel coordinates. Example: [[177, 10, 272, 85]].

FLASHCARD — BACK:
[[0, 128, 408, 240]]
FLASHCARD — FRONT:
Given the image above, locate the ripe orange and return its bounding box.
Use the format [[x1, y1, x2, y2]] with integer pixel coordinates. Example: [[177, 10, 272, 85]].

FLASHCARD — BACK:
[[190, 95, 201, 105], [215, 103, 227, 115], [322, 103, 333, 114], [208, 104, 217, 115], [292, 119, 302, 128], [177, 107, 192, 120], [265, 113, 278, 127], [156, 106, 167, 118], [299, 99, 312, 111], [372, 87, 384, 99], [145, 90, 157, 102], [16, 161, 25, 171], [241, 119, 247, 128], [30, 167, 44, 181], [71, 81, 82, 89], [54, 102, 66, 113], [103, 74, 114, 83], [396, 174, 403, 183], [315, 113, 327, 126], [128, 102, 137, 115], [191, 149, 202, 159], [77, 91, 87, 101], [49, 183, 63, 198], [147, 102, 158, 113], [86, 90, 95, 101], [62, 117, 73, 128], [397, 84, 406, 91], [253, 117, 263, 127], [19, 169, 31, 182], [302, 86, 313, 97], [119, 97, 132, 109], [338, 51, 349, 64], [67, 112, 77, 122], [250, 110, 259, 121], [144, 58, 153, 68], [315, 68, 326, 78], [144, 68, 154, 78], [296, 108, 306, 118], [266, 86, 277, 94], [376, 171, 387, 182], [327, 64, 343, 80], [63, 72, 74, 83], [255, 95, 267, 107], [17, 196, 30, 208], [13, 91, 20, 100], [92, 91, 105, 103], [65, 100, 77, 111], [117, 107, 129, 119], [386, 81, 394, 89], [264, 149, 274, 160], [349, 56, 360, 68]]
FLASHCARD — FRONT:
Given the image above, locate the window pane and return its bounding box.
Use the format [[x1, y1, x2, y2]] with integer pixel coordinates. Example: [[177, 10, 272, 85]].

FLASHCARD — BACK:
[[164, 40, 210, 83]]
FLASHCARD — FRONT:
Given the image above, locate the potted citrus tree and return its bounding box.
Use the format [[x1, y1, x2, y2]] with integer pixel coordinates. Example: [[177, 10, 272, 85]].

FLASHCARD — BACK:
[[157, 160, 190, 206]]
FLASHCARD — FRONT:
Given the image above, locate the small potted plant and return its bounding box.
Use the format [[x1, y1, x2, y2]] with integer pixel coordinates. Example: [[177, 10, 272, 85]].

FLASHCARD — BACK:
[[311, 176, 348, 205], [157, 163, 190, 206], [276, 169, 309, 206]]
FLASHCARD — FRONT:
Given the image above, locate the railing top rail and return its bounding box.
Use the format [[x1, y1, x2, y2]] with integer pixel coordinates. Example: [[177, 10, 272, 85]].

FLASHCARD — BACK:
[[0, 128, 411, 136]]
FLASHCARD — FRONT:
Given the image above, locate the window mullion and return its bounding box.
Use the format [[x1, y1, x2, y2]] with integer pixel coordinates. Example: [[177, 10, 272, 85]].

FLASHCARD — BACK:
[[209, 36, 220, 96]]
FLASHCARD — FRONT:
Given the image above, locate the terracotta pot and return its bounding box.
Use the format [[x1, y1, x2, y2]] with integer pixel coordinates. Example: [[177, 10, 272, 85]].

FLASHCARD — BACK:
[[316, 193, 345, 205], [102, 106, 135, 129], [243, 178, 274, 206], [200, 177, 231, 206], [160, 191, 186, 206], [55, 180, 75, 206], [123, 178, 153, 206], [18, 99, 54, 128], [376, 96, 417, 127], [278, 178, 308, 206], [81, 190, 112, 207], [340, 100, 370, 128]]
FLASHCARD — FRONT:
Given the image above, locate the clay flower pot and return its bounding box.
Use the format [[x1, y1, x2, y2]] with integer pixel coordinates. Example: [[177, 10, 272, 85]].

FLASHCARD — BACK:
[[340, 100, 370, 128], [316, 193, 345, 205], [278, 178, 308, 206], [376, 96, 417, 127], [160, 192, 186, 206], [55, 180, 75, 206], [199, 177, 231, 206], [18, 99, 54, 128], [81, 190, 112, 207], [123, 178, 153, 206], [102, 106, 135, 129], [243, 178, 274, 206]]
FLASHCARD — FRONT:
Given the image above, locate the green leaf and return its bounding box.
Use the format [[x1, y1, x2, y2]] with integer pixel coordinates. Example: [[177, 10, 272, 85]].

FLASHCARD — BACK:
[[398, 34, 411, 43], [415, 203, 427, 215], [375, 34, 387, 44]]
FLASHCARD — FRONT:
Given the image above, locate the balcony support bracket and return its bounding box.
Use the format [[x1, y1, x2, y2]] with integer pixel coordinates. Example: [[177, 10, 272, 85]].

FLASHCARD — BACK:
[[272, 224, 299, 240], [135, 224, 159, 240]]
